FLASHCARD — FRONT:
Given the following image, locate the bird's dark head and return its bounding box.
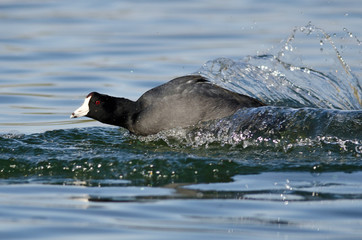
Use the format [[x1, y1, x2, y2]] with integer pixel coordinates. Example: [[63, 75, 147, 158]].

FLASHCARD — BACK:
[[70, 92, 136, 129], [70, 92, 117, 122]]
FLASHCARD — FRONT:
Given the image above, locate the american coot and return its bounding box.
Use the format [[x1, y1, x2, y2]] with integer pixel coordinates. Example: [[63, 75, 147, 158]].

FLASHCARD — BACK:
[[70, 75, 265, 135]]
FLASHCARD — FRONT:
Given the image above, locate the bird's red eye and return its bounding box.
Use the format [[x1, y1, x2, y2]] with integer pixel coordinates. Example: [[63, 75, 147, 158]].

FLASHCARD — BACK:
[[95, 100, 101, 105]]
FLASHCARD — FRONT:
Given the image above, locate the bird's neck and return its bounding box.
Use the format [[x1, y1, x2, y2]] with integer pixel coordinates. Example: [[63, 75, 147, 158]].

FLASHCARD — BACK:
[[112, 98, 139, 132]]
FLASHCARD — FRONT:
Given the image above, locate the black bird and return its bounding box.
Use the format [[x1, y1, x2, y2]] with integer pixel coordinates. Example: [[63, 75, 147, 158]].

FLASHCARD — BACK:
[[70, 75, 265, 135]]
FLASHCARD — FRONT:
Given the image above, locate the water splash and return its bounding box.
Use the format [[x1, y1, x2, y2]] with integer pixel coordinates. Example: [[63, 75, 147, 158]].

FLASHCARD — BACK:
[[198, 23, 362, 109], [138, 107, 361, 155], [281, 23, 352, 75], [1, 123, 361, 187], [140, 25, 362, 153]]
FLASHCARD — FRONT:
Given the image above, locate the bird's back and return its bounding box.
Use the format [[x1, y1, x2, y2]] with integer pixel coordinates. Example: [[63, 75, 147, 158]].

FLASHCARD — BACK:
[[132, 75, 264, 135]]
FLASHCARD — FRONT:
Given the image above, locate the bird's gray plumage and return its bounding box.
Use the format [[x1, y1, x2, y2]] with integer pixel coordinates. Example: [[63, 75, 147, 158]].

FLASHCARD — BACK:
[[71, 75, 265, 136]]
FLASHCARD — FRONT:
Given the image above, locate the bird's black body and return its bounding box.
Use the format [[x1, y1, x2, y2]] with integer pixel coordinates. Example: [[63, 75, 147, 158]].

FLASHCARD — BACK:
[[71, 75, 265, 135]]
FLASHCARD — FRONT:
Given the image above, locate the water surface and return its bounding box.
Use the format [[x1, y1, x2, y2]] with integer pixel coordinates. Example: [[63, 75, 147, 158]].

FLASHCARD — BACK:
[[0, 1, 361, 239]]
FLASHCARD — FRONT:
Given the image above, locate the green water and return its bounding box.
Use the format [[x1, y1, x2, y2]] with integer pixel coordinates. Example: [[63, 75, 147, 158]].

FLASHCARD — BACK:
[[2, 105, 361, 186]]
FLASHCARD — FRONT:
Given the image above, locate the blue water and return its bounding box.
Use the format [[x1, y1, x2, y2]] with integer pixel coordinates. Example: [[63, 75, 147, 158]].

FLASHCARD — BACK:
[[1, 1, 362, 239]]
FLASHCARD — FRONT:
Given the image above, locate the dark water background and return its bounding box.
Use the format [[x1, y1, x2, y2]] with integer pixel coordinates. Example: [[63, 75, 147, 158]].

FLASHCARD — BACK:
[[0, 1, 361, 239]]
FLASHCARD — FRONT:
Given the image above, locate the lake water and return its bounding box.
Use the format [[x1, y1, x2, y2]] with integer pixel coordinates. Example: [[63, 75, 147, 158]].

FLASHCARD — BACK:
[[0, 0, 362, 239]]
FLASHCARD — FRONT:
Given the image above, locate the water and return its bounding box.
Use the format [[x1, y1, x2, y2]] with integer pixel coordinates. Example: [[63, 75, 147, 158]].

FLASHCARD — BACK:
[[1, 0, 362, 239]]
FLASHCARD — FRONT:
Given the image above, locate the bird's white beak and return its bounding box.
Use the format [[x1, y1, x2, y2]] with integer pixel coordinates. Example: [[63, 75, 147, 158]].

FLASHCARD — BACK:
[[70, 95, 91, 118]]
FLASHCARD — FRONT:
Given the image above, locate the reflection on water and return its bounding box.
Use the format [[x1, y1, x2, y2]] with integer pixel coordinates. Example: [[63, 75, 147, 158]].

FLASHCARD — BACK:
[[1, 175, 362, 240], [1, 119, 95, 126]]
